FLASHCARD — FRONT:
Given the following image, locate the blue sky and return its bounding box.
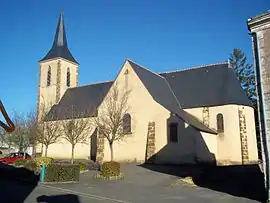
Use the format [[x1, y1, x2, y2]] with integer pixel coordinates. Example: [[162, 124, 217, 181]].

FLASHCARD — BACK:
[[0, 0, 269, 118]]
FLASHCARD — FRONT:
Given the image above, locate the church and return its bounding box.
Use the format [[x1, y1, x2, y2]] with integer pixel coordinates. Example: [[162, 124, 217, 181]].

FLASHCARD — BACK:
[[36, 13, 259, 165]]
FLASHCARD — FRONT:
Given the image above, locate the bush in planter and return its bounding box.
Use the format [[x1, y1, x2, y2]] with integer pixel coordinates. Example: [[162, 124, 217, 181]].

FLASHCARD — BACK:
[[45, 164, 80, 182], [100, 161, 120, 177], [35, 157, 54, 168], [14, 159, 28, 166]]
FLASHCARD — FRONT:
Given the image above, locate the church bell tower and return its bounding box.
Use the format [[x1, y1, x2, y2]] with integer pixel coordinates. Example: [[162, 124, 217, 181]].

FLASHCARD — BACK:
[[37, 13, 79, 120]]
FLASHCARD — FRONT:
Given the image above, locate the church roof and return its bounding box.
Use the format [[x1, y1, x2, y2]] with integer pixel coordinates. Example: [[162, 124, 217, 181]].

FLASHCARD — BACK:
[[159, 63, 253, 108], [40, 13, 78, 64], [45, 81, 113, 121]]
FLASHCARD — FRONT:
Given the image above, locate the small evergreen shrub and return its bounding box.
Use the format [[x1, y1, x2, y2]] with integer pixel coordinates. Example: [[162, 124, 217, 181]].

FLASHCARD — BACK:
[[100, 161, 120, 177], [44, 164, 80, 182], [35, 157, 54, 168], [14, 159, 28, 166]]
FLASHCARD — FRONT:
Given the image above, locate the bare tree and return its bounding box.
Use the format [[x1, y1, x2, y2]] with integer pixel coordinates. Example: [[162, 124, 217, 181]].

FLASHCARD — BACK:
[[0, 129, 14, 153], [10, 111, 30, 152], [60, 106, 93, 164], [25, 110, 41, 155], [35, 103, 62, 157], [93, 84, 131, 161], [39, 120, 61, 157]]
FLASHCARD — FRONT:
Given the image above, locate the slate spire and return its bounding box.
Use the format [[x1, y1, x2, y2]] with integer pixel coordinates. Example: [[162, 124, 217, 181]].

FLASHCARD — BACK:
[[40, 13, 78, 64], [52, 12, 67, 48]]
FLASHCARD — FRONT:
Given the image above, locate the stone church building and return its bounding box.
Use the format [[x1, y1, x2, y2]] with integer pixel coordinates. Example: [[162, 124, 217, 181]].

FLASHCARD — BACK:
[[36, 14, 259, 165]]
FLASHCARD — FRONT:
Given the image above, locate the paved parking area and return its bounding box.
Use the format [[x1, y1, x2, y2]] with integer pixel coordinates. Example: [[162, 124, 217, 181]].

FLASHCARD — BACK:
[[0, 163, 265, 202], [35, 164, 264, 203]]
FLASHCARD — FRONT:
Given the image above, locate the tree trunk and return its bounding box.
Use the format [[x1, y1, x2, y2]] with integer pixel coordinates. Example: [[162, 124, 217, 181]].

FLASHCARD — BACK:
[[41, 143, 44, 156], [71, 144, 75, 164], [109, 142, 114, 161], [45, 145, 48, 157]]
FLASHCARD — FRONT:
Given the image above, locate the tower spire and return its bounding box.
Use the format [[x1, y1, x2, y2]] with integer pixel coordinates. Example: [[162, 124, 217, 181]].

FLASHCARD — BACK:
[[40, 13, 78, 64], [52, 13, 67, 48]]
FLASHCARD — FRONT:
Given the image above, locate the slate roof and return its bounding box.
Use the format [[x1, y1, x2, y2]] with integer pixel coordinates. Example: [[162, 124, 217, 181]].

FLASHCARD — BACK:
[[45, 81, 113, 121], [159, 63, 253, 108], [40, 13, 78, 64]]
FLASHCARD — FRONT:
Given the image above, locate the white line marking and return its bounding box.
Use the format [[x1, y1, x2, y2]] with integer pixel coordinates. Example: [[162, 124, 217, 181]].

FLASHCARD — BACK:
[[40, 184, 133, 203]]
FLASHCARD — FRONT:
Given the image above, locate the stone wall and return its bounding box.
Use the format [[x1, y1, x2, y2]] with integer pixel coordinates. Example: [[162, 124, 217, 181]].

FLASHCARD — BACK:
[[145, 122, 156, 163], [55, 60, 61, 103], [248, 12, 270, 182], [238, 107, 249, 164], [202, 107, 210, 127], [96, 132, 105, 163], [37, 64, 42, 121]]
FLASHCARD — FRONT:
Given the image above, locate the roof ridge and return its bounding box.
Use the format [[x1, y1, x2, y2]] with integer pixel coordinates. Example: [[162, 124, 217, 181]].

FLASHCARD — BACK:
[[86, 80, 114, 86], [69, 80, 114, 89], [158, 61, 228, 74], [127, 59, 166, 79]]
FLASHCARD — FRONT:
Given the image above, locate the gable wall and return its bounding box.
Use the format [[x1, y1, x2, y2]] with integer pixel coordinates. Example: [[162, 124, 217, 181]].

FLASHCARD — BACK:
[[99, 61, 218, 164], [100, 62, 169, 162]]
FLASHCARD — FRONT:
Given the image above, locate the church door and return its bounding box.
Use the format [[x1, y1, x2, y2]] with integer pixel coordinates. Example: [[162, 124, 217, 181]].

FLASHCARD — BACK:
[[90, 128, 98, 162]]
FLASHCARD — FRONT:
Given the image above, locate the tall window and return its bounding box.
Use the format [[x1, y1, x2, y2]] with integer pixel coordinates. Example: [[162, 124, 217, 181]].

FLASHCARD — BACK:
[[124, 69, 128, 88], [123, 113, 131, 134], [217, 113, 224, 133], [169, 123, 178, 143], [47, 66, 51, 86], [67, 68, 70, 87]]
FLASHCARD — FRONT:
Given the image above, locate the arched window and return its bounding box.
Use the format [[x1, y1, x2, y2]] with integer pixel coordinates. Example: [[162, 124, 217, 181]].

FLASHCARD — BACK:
[[67, 68, 70, 87], [123, 113, 131, 134], [47, 66, 51, 86], [217, 113, 224, 133]]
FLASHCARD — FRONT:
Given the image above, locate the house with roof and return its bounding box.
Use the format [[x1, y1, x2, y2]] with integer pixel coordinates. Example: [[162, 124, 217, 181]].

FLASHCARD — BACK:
[[36, 14, 259, 165]]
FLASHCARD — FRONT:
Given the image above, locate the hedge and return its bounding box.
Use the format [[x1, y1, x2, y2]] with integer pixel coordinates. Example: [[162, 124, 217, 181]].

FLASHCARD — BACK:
[[100, 161, 120, 177], [14, 159, 28, 166], [44, 164, 80, 182], [24, 160, 37, 171]]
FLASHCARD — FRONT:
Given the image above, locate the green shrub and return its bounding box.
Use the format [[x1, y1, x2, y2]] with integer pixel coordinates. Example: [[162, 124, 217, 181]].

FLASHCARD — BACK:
[[75, 162, 87, 171], [14, 159, 28, 166], [100, 161, 120, 177], [24, 160, 37, 171], [35, 157, 54, 168], [45, 164, 80, 182]]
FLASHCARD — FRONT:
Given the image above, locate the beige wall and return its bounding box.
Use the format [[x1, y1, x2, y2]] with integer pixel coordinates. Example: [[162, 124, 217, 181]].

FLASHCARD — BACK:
[[185, 105, 258, 164], [40, 118, 95, 159]]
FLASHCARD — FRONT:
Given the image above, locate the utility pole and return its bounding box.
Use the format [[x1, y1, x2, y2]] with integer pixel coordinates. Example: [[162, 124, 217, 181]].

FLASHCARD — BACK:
[[247, 11, 270, 201]]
